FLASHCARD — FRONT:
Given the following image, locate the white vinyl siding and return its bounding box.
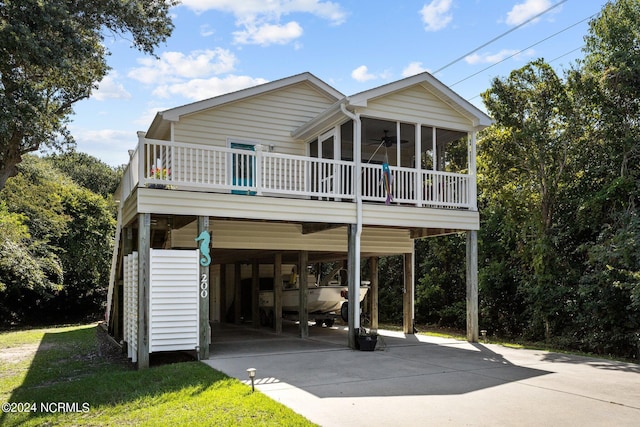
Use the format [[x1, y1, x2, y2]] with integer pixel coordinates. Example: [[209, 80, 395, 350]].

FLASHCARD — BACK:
[[169, 220, 414, 254], [173, 82, 336, 156], [131, 188, 478, 233], [362, 203, 479, 230], [149, 249, 199, 352], [134, 188, 356, 224], [364, 85, 475, 131]]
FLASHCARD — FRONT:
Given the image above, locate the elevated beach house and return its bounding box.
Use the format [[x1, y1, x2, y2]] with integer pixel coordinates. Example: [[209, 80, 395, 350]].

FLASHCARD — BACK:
[[106, 72, 492, 368]]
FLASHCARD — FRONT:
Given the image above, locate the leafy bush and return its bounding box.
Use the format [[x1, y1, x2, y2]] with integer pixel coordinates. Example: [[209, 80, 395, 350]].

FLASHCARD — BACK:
[[0, 155, 115, 326]]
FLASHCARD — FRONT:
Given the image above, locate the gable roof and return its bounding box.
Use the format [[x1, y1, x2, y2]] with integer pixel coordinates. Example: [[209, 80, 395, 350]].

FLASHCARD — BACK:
[[292, 72, 492, 139], [146, 72, 344, 137], [348, 72, 492, 127], [143, 71, 491, 140]]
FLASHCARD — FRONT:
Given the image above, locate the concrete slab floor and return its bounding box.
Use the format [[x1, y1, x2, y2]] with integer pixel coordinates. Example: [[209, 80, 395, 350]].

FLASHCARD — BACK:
[[203, 323, 640, 426]]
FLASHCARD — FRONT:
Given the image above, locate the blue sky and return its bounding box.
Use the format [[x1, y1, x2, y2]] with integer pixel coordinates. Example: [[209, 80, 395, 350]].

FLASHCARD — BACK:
[[68, 0, 609, 166]]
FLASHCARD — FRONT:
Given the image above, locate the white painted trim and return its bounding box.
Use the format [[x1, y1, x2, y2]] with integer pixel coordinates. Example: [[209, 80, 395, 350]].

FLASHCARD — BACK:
[[319, 130, 335, 160], [347, 72, 492, 128], [291, 100, 345, 139]]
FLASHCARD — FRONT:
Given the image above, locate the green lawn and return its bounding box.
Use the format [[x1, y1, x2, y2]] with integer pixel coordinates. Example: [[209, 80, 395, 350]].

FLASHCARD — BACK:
[[0, 324, 316, 426]]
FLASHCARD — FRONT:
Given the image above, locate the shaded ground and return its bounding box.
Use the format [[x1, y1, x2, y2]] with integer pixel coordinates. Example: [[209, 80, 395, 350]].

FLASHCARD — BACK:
[[204, 323, 640, 426], [0, 323, 194, 371], [0, 343, 52, 364]]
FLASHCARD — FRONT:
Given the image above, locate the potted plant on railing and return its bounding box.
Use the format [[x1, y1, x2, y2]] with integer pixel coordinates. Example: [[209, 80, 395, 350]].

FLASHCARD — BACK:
[[356, 327, 378, 351], [148, 167, 170, 189]]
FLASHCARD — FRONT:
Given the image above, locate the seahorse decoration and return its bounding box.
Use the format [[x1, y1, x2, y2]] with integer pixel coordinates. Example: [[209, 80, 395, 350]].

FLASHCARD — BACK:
[[195, 231, 211, 266]]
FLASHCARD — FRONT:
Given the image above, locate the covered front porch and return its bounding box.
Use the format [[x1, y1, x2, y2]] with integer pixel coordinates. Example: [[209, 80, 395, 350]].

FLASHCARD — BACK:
[[118, 116, 477, 211]]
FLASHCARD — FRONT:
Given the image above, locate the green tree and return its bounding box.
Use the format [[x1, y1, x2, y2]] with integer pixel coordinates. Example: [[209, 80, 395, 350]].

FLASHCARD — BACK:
[[376, 255, 404, 324], [48, 184, 115, 322], [567, 0, 640, 358], [476, 195, 528, 337], [0, 0, 176, 189], [414, 235, 467, 329], [47, 152, 121, 198], [0, 158, 67, 324], [480, 59, 580, 340], [581, 0, 640, 182], [0, 155, 115, 325]]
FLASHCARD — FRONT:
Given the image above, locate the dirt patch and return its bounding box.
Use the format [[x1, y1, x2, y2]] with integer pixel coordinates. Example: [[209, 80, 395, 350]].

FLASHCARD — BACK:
[[0, 342, 57, 364], [0, 324, 194, 368], [95, 323, 130, 367], [0, 325, 129, 367], [94, 323, 196, 367]]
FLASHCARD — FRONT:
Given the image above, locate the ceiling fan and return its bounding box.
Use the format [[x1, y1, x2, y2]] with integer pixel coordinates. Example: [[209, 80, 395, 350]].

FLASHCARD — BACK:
[[369, 130, 408, 147]]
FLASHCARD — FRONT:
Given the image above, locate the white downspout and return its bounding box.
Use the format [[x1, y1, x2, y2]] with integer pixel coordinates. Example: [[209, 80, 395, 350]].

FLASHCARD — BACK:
[[469, 131, 478, 210], [340, 101, 362, 335]]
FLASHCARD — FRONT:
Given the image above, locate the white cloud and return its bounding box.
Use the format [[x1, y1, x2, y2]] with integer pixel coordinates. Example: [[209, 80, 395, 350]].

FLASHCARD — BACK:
[[181, 0, 346, 46], [153, 75, 269, 100], [233, 21, 303, 45], [200, 24, 215, 37], [126, 48, 270, 103], [402, 62, 430, 77], [420, 0, 453, 32], [135, 107, 170, 126], [505, 0, 554, 26], [351, 65, 377, 83], [72, 128, 135, 166], [180, 0, 347, 24], [92, 72, 131, 101], [128, 48, 237, 85], [465, 49, 535, 65]]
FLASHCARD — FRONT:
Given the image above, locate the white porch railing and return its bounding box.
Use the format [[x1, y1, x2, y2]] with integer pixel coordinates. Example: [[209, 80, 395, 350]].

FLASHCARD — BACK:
[[121, 138, 474, 209]]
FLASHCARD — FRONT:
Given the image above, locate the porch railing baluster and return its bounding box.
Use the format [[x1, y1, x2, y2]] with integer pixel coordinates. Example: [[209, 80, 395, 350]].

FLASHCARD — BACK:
[[128, 138, 471, 209]]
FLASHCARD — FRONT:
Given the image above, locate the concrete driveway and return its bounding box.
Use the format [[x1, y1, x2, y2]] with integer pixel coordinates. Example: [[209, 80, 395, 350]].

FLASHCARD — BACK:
[[202, 323, 640, 426]]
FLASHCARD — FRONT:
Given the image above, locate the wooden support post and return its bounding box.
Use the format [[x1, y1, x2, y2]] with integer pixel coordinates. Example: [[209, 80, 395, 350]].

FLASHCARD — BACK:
[[219, 264, 227, 323], [210, 267, 218, 323], [347, 224, 358, 349], [403, 251, 414, 335], [112, 281, 121, 340], [274, 253, 283, 334], [252, 260, 260, 328], [369, 257, 379, 332], [137, 213, 150, 369], [234, 263, 242, 324], [198, 216, 210, 360], [466, 230, 479, 342], [115, 226, 134, 341], [298, 251, 309, 338], [124, 226, 134, 255]]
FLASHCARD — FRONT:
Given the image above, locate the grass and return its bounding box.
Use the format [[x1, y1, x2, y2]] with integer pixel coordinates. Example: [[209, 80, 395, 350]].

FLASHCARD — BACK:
[[0, 324, 316, 426], [378, 322, 469, 341]]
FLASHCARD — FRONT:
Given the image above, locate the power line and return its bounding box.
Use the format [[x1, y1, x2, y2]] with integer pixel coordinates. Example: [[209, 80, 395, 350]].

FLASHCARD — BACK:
[[451, 13, 594, 89], [548, 45, 585, 64], [433, 0, 569, 75], [464, 45, 584, 103]]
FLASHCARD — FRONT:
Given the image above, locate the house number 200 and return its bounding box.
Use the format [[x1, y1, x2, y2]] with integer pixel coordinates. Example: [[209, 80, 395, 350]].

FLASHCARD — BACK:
[[200, 273, 208, 298]]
